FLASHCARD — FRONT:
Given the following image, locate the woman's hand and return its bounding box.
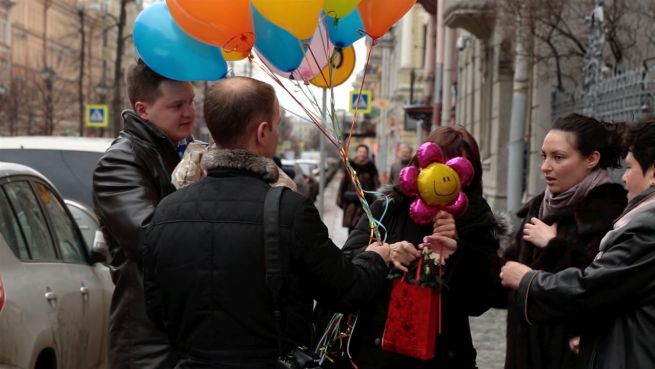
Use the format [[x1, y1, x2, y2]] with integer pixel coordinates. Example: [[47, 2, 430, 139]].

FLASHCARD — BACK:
[[500, 261, 533, 290], [523, 217, 557, 248], [433, 210, 457, 239], [569, 336, 580, 355], [389, 241, 420, 272], [420, 235, 457, 262]]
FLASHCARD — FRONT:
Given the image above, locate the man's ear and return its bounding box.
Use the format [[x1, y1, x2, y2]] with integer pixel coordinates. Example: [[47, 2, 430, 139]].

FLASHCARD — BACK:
[[134, 101, 149, 120], [255, 121, 270, 144]]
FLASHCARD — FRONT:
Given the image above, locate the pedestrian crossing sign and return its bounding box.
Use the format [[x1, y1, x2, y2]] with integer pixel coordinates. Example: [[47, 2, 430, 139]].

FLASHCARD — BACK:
[[85, 104, 109, 128], [349, 90, 372, 114]]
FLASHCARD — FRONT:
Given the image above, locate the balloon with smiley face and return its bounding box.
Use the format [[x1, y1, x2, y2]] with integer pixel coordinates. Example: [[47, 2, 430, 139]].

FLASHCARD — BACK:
[[398, 142, 474, 225]]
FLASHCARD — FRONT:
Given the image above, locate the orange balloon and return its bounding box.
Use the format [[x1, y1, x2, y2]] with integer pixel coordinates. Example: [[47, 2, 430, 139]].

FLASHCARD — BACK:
[[166, 0, 255, 53], [222, 49, 249, 61], [357, 0, 416, 39]]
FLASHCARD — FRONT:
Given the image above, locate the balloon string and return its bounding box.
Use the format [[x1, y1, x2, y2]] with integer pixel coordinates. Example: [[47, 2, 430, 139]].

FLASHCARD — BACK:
[[251, 57, 338, 147]]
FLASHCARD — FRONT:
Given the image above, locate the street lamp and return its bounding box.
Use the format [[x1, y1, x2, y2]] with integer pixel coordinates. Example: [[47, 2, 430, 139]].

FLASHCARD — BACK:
[[41, 66, 56, 135]]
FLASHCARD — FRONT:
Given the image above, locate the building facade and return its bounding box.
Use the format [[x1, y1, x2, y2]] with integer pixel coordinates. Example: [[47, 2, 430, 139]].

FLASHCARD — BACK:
[[1, 0, 142, 136]]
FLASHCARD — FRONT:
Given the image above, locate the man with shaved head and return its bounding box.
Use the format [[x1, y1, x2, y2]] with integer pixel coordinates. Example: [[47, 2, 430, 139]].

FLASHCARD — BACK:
[[142, 77, 410, 368]]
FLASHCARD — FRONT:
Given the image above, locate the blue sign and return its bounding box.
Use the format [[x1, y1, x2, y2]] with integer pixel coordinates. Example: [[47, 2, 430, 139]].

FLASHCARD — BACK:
[[349, 90, 372, 114], [85, 104, 109, 127]]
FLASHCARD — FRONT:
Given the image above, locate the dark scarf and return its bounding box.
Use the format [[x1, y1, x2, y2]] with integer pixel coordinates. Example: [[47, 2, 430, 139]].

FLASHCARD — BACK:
[[540, 168, 610, 219]]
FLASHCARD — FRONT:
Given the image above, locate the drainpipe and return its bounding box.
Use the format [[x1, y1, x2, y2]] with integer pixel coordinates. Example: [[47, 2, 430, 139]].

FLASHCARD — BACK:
[[507, 14, 531, 216]]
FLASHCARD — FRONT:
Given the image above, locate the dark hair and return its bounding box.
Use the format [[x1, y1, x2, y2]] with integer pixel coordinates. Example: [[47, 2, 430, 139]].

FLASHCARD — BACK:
[[204, 77, 277, 148], [424, 126, 483, 190], [625, 120, 655, 172], [126, 59, 169, 108], [551, 113, 625, 169], [355, 144, 370, 154]]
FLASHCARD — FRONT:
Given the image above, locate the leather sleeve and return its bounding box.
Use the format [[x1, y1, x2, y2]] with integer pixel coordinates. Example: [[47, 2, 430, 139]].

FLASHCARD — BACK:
[[291, 197, 389, 313], [519, 215, 655, 324], [93, 143, 161, 262]]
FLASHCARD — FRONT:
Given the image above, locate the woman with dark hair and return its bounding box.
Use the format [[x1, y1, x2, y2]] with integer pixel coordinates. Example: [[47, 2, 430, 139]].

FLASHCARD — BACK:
[[336, 126, 507, 369], [337, 144, 381, 233], [503, 113, 628, 369], [500, 121, 655, 369]]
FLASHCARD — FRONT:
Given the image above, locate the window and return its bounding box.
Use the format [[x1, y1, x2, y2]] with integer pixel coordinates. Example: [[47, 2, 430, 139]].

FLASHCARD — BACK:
[[0, 189, 29, 259], [65, 202, 97, 250], [34, 182, 86, 263], [3, 181, 56, 260]]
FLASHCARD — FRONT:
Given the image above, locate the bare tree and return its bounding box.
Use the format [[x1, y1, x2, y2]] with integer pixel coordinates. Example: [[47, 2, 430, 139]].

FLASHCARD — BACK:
[[496, 0, 652, 90]]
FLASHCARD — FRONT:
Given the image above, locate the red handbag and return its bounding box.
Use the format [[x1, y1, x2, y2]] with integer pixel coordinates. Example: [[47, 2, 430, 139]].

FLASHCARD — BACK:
[[381, 257, 442, 360]]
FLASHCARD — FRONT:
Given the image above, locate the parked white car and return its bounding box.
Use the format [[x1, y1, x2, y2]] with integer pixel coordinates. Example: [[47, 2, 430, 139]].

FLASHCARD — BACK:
[[0, 162, 113, 369]]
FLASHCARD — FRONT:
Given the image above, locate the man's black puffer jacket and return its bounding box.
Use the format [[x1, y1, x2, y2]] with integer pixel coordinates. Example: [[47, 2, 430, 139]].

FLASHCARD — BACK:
[[143, 149, 389, 368]]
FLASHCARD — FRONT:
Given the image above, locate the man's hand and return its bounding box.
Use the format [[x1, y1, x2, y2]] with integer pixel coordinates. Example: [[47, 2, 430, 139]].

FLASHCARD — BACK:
[[500, 261, 533, 290], [389, 241, 420, 272], [433, 211, 456, 239], [420, 234, 457, 261], [365, 242, 392, 265], [523, 217, 557, 248]]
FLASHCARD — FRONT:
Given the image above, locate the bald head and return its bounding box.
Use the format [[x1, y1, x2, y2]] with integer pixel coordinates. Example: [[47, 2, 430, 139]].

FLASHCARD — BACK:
[[204, 76, 278, 149]]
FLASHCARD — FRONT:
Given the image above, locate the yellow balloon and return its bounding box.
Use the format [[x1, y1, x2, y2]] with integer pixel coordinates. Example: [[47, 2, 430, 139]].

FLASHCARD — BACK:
[[222, 49, 249, 61], [310, 45, 356, 88], [324, 0, 361, 18], [252, 0, 324, 40], [417, 163, 460, 206]]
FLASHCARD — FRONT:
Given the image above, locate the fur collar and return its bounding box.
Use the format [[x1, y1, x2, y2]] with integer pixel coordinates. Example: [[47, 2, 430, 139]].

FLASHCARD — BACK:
[[200, 146, 279, 183]]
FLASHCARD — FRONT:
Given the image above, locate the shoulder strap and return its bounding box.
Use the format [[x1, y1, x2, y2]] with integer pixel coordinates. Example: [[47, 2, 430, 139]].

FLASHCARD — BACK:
[[263, 185, 286, 355], [264, 185, 285, 303]]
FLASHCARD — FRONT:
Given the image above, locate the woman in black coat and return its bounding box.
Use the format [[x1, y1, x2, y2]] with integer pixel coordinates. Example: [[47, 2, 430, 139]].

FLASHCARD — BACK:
[[500, 121, 655, 369], [503, 114, 627, 369], [337, 127, 506, 369], [337, 144, 381, 233]]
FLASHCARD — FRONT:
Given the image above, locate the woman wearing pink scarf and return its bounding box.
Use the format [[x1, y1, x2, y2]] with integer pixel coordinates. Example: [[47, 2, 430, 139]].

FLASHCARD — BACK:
[[501, 121, 655, 369], [502, 114, 627, 369]]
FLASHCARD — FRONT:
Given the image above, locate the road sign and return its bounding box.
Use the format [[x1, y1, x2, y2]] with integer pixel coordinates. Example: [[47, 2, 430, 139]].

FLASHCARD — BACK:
[[85, 104, 109, 128], [349, 90, 372, 114]]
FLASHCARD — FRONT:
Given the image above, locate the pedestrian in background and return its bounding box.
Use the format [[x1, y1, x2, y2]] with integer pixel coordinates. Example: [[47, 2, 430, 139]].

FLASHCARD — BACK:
[[336, 144, 380, 233], [336, 126, 508, 369], [142, 77, 413, 369], [503, 113, 627, 369], [500, 120, 655, 369], [93, 59, 196, 369], [388, 143, 413, 185]]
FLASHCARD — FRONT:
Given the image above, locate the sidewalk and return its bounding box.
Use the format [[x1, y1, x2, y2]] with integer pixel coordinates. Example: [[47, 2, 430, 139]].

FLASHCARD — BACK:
[[320, 170, 348, 248]]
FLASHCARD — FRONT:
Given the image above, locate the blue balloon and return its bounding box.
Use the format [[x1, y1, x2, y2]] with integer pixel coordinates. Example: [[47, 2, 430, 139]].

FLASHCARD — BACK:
[[252, 4, 307, 73], [133, 3, 227, 81], [325, 8, 365, 48]]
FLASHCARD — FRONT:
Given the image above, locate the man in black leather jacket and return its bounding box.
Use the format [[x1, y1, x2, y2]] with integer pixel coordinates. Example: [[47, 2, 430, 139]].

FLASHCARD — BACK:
[[142, 77, 406, 369], [93, 60, 196, 369]]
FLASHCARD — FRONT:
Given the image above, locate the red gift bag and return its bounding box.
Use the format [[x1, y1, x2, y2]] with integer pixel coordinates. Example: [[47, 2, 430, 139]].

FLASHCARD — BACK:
[[381, 259, 442, 360]]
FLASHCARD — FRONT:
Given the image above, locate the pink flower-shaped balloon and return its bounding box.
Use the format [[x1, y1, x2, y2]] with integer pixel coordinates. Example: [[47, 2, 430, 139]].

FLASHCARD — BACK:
[[398, 142, 473, 225]]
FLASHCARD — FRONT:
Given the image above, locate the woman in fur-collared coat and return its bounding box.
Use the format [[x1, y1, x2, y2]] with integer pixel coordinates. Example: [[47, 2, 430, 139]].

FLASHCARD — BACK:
[[503, 114, 627, 369]]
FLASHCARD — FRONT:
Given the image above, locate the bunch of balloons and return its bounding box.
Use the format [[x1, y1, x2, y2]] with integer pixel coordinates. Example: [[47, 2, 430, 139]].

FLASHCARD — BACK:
[[133, 0, 417, 83]]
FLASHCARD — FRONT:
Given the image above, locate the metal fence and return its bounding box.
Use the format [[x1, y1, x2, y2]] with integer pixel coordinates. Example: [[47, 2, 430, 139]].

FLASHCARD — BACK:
[[552, 68, 655, 122]]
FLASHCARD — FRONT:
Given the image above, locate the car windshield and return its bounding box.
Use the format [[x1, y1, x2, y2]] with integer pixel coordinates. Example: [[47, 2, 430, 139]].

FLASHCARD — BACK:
[[297, 163, 316, 176]]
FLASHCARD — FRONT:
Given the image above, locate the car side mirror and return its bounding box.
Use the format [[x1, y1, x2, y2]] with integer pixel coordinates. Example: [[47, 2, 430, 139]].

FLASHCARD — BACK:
[[89, 230, 111, 265]]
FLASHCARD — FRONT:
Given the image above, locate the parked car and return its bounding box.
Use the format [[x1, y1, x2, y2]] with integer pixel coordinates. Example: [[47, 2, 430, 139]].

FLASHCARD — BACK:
[[0, 136, 113, 210], [0, 162, 113, 369], [281, 159, 318, 201]]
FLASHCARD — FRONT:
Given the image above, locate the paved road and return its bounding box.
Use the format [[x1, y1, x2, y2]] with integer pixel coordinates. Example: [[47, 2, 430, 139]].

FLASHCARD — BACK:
[[320, 171, 507, 369]]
